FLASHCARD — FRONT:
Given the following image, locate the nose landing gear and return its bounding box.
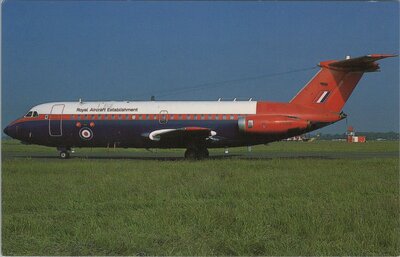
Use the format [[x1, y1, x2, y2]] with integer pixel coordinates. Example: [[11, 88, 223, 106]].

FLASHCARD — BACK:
[[59, 151, 70, 159], [57, 147, 71, 159]]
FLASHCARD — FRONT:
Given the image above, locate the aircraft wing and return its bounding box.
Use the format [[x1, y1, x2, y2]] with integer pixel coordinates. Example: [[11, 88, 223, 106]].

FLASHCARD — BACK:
[[148, 127, 217, 141], [327, 54, 397, 72]]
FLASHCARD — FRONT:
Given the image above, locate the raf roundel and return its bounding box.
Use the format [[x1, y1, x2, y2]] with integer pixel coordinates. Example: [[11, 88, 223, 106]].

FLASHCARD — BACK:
[[79, 128, 93, 140]]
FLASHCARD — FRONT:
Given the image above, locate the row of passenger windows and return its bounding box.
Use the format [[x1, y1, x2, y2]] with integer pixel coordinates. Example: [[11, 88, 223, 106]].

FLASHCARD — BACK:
[[70, 114, 241, 120]]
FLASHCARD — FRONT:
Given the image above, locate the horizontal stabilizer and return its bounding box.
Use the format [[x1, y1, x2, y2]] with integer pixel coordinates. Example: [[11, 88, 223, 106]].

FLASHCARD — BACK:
[[320, 54, 397, 72]]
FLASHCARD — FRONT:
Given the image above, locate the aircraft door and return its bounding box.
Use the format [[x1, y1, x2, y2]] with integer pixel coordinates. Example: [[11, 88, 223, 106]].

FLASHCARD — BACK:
[[159, 110, 168, 124], [49, 104, 65, 136]]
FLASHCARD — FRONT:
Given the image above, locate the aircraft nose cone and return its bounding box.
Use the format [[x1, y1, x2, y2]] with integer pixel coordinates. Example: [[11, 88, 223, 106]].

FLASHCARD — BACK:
[[3, 126, 10, 136], [3, 124, 16, 139]]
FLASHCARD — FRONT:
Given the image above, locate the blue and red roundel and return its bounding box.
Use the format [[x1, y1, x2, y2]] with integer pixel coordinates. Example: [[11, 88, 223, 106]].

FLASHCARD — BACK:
[[79, 128, 93, 140]]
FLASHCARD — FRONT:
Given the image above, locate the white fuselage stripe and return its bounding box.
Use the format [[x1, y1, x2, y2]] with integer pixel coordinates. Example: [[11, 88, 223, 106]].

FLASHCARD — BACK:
[[29, 101, 258, 115]]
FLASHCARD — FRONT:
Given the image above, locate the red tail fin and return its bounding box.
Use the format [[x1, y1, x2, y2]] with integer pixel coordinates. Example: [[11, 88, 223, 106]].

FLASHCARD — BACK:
[[290, 54, 396, 113]]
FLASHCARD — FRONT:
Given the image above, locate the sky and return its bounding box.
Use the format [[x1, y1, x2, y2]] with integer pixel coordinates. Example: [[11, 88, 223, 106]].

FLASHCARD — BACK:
[[2, 1, 399, 133]]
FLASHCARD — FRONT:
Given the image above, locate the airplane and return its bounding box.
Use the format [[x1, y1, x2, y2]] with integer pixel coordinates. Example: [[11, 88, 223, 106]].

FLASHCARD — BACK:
[[3, 54, 396, 159]]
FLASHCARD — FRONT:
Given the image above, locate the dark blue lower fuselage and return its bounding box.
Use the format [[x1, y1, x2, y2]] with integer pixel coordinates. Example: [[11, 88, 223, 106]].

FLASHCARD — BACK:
[[5, 119, 292, 149]]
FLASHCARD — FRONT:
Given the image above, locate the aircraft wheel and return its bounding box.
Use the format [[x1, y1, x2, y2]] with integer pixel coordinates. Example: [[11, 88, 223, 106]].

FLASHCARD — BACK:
[[199, 148, 209, 158], [184, 148, 197, 159], [59, 151, 70, 159]]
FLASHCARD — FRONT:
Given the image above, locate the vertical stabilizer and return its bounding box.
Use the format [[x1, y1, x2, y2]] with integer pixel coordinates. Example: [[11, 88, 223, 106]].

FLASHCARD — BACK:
[[290, 54, 396, 113]]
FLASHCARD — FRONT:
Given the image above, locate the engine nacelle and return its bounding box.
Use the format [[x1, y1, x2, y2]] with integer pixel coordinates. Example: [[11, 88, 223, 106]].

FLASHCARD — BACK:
[[238, 115, 310, 134]]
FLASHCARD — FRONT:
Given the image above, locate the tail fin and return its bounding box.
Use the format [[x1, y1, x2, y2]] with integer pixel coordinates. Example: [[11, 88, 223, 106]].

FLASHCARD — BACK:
[[290, 54, 396, 113]]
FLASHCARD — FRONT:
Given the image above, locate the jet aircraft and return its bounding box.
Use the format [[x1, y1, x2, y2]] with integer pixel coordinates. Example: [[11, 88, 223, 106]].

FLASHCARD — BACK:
[[3, 54, 396, 159]]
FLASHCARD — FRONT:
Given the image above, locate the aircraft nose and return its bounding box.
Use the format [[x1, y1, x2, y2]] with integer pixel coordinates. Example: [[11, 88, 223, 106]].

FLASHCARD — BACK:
[[3, 126, 10, 136], [3, 124, 15, 139]]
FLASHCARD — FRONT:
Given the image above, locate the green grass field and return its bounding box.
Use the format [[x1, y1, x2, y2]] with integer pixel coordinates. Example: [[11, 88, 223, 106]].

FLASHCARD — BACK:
[[2, 140, 399, 255]]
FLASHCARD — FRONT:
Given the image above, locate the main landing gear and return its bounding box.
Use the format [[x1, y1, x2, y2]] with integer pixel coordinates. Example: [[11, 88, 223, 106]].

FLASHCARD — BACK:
[[184, 147, 209, 159], [58, 147, 71, 159]]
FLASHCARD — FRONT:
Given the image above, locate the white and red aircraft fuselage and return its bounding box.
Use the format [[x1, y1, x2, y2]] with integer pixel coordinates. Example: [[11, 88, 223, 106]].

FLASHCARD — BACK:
[[3, 54, 395, 158]]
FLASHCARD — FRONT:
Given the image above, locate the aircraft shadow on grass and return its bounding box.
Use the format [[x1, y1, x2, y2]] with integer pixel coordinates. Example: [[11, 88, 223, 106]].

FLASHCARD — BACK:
[[7, 154, 342, 161]]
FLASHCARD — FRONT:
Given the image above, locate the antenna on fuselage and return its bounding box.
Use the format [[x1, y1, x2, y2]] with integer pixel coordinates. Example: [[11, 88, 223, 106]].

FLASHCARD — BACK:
[[79, 98, 83, 104]]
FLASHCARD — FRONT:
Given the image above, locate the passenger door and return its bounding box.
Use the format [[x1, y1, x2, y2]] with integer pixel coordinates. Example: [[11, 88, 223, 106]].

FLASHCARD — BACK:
[[49, 104, 65, 136]]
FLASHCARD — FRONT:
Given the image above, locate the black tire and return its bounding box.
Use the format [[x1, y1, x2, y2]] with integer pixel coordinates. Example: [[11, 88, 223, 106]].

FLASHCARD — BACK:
[[184, 149, 197, 159], [197, 148, 209, 159], [202, 148, 209, 158], [59, 151, 70, 159], [185, 148, 209, 159]]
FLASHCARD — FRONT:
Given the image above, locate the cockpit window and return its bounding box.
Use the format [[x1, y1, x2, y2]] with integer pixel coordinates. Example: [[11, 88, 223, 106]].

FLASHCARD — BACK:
[[24, 111, 33, 117], [33, 111, 38, 117]]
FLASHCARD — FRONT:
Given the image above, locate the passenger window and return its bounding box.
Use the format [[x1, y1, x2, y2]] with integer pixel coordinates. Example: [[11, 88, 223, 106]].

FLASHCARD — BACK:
[[170, 114, 174, 120], [201, 114, 205, 120], [91, 115, 95, 120], [216, 115, 219, 120], [98, 114, 102, 119], [111, 115, 115, 120], [178, 114, 182, 120], [118, 115, 122, 120], [208, 115, 212, 120], [138, 115, 142, 120], [125, 115, 129, 119], [230, 115, 234, 120], [84, 115, 88, 120], [223, 115, 227, 120], [132, 115, 136, 120]]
